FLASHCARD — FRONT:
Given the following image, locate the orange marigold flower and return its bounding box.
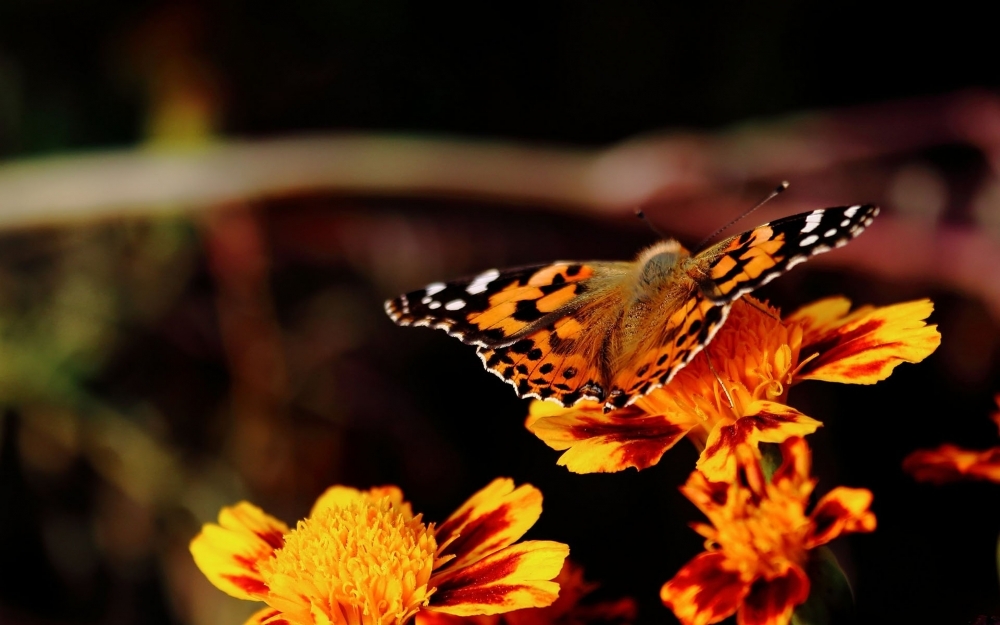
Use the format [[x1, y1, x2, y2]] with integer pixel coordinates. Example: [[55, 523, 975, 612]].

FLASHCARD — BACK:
[[661, 437, 876, 625], [526, 296, 940, 480], [190, 479, 570, 625], [903, 394, 1000, 484], [415, 561, 636, 625]]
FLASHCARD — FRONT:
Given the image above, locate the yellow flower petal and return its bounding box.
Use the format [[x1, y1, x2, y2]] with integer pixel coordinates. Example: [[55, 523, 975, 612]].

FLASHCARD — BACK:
[[805, 487, 877, 548], [697, 401, 821, 481], [190, 502, 288, 600], [430, 541, 570, 616], [435, 479, 543, 573], [243, 607, 289, 625], [526, 402, 695, 473], [792, 298, 940, 384], [660, 552, 748, 625], [310, 485, 412, 519], [903, 444, 1000, 484]]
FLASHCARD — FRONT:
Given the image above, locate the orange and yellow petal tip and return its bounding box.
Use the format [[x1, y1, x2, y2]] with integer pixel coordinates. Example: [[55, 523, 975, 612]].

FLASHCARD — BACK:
[[795, 298, 940, 385], [430, 541, 570, 616], [903, 444, 1000, 484], [189, 501, 288, 601], [527, 404, 693, 474], [696, 401, 821, 481], [435, 478, 545, 573]]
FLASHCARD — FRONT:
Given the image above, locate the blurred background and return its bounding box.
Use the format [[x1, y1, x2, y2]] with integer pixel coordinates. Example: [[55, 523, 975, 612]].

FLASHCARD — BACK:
[[2, 2, 1000, 624]]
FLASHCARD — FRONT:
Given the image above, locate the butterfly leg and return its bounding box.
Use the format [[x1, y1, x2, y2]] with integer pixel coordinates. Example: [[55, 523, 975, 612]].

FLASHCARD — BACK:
[[703, 344, 735, 410]]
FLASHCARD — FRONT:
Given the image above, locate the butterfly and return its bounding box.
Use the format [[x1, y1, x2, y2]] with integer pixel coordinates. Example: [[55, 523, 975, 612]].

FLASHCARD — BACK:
[[385, 204, 878, 412]]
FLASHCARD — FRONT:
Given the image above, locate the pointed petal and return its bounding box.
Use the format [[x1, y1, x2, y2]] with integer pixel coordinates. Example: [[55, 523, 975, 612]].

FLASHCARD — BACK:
[[903, 444, 1000, 484], [805, 487, 877, 548], [698, 402, 821, 481], [793, 299, 940, 384], [190, 502, 288, 600], [660, 552, 748, 625], [430, 541, 570, 616], [435, 479, 544, 573], [243, 607, 291, 625], [310, 485, 412, 519], [736, 565, 810, 625], [526, 402, 695, 473]]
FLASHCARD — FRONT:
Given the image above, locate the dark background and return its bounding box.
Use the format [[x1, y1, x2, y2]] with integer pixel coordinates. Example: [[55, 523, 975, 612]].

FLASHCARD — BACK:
[[1, 2, 999, 624]]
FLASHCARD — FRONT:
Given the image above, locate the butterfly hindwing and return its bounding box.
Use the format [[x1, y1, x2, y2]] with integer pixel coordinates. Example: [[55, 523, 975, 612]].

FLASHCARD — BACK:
[[697, 204, 878, 304], [606, 291, 731, 410]]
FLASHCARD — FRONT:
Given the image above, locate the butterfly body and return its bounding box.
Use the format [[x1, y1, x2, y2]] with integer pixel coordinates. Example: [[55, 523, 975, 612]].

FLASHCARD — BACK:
[[386, 204, 878, 411]]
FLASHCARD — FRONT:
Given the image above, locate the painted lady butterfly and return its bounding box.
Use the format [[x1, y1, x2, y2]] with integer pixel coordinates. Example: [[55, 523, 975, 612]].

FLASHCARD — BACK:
[[385, 204, 878, 411]]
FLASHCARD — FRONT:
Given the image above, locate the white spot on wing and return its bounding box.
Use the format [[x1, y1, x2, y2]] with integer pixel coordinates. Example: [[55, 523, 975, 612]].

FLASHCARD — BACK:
[[844, 205, 860, 218], [823, 228, 838, 237], [445, 299, 466, 310], [428, 301, 442, 309], [421, 296, 433, 304], [466, 268, 500, 294], [799, 234, 819, 246], [800, 211, 825, 233], [425, 282, 446, 296], [840, 219, 850, 227]]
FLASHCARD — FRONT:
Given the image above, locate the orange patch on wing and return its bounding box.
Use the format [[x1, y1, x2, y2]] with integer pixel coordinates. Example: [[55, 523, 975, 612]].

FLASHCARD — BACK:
[[526, 402, 696, 473], [431, 541, 569, 616], [660, 552, 748, 625], [552, 317, 583, 339], [791, 298, 940, 384], [527, 264, 594, 287], [535, 285, 577, 313]]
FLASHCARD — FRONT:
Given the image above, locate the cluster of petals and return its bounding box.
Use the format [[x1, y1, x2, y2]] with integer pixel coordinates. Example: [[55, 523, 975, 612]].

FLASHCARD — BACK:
[[660, 437, 876, 625], [416, 561, 636, 625], [527, 296, 940, 480], [904, 395, 1000, 484], [190, 478, 569, 625]]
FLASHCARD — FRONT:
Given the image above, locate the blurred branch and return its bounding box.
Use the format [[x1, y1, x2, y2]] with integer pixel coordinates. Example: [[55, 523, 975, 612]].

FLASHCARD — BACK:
[[3, 90, 1000, 317], [1, 89, 1000, 229]]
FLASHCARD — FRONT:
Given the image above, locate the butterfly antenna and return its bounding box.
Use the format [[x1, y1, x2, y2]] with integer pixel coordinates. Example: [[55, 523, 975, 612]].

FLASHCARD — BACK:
[[635, 208, 669, 239], [694, 181, 790, 252]]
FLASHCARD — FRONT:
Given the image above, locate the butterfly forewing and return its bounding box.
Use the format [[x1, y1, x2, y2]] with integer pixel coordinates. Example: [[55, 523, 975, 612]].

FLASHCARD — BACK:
[[697, 204, 878, 304], [386, 261, 631, 403]]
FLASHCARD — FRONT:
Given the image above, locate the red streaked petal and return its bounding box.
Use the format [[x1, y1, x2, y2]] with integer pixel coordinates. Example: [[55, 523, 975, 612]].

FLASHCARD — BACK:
[[903, 444, 1000, 484], [698, 402, 821, 481], [793, 299, 940, 384], [416, 611, 495, 625], [737, 565, 809, 625], [806, 487, 877, 548], [430, 541, 569, 616], [190, 502, 289, 600], [661, 552, 748, 625], [435, 479, 544, 573], [243, 607, 290, 625], [526, 402, 695, 473]]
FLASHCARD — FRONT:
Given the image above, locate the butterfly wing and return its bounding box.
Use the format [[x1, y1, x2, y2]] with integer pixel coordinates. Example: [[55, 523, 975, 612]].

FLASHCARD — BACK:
[[605, 203, 879, 411], [696, 204, 879, 304], [606, 290, 732, 410], [386, 261, 631, 405]]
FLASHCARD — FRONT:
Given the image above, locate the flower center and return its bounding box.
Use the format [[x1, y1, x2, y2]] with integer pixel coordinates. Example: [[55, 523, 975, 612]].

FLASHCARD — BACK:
[[260, 495, 438, 625], [712, 489, 809, 579]]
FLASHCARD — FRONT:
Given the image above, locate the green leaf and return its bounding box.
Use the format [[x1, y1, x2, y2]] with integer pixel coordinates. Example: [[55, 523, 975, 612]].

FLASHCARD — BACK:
[[791, 546, 856, 625]]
